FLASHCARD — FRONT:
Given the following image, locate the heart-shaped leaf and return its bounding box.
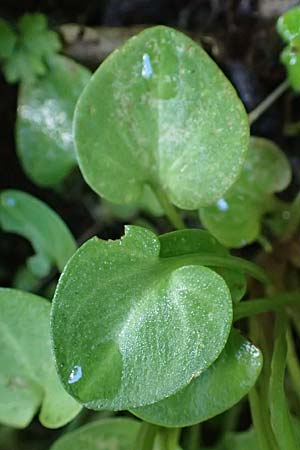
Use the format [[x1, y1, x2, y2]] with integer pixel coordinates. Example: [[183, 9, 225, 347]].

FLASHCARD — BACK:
[[0, 190, 76, 277], [51, 226, 233, 410], [0, 288, 81, 428], [74, 26, 249, 210], [50, 418, 141, 450], [199, 137, 291, 248], [16, 55, 91, 187], [131, 329, 262, 427]]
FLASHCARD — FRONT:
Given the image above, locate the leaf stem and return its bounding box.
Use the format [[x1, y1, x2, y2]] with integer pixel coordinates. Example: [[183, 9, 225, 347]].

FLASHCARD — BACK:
[[233, 290, 300, 321], [161, 428, 181, 450], [166, 253, 269, 284], [150, 185, 185, 230], [186, 424, 201, 450], [135, 422, 158, 450], [281, 192, 300, 241], [269, 313, 298, 450], [286, 325, 300, 408], [248, 387, 273, 450], [248, 79, 289, 125]]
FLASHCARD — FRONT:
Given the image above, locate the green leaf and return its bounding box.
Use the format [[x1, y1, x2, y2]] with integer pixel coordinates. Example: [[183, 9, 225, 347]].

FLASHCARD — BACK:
[[0, 19, 17, 59], [74, 25, 249, 210], [0, 190, 76, 277], [18, 13, 61, 59], [269, 314, 298, 450], [2, 13, 61, 84], [131, 329, 262, 427], [277, 6, 300, 43], [0, 288, 81, 428], [13, 265, 40, 292], [159, 229, 247, 302], [16, 55, 91, 187], [102, 185, 163, 221], [199, 137, 291, 248], [277, 7, 300, 92], [50, 418, 141, 450], [51, 225, 233, 410], [281, 41, 300, 92], [3, 48, 46, 84], [219, 418, 300, 450], [217, 428, 257, 450]]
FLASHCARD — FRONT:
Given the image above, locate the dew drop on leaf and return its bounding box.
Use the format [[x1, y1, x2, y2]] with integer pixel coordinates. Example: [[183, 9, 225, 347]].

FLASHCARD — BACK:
[[68, 365, 82, 384], [217, 198, 229, 212], [141, 53, 153, 79]]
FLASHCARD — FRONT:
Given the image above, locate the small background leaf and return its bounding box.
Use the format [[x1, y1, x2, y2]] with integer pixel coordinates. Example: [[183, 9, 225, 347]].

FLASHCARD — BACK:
[[277, 7, 300, 91], [2, 13, 61, 83], [0, 190, 76, 277], [50, 418, 141, 450], [0, 288, 81, 428], [16, 55, 91, 187], [199, 137, 291, 248]]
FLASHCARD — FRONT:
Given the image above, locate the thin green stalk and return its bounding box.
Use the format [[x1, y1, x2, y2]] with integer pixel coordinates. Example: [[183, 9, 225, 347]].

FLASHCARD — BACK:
[[248, 387, 273, 450], [269, 313, 298, 450], [281, 192, 300, 241], [248, 79, 289, 125], [157, 428, 181, 450], [135, 423, 158, 450], [249, 317, 279, 450], [186, 424, 201, 450], [233, 290, 300, 321], [151, 185, 185, 230], [286, 325, 300, 408], [165, 253, 269, 284]]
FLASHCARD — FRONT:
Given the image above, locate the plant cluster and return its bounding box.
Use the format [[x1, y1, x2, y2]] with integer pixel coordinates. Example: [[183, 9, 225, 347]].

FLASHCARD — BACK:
[[0, 6, 300, 450]]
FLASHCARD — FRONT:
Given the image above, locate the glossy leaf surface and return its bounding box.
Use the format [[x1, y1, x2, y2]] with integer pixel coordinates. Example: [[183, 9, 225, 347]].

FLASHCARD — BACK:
[[51, 226, 232, 410], [277, 7, 300, 91], [131, 330, 262, 427], [199, 137, 291, 248], [16, 55, 91, 187], [0, 190, 76, 277], [50, 418, 141, 450], [0, 288, 81, 428], [74, 26, 249, 210]]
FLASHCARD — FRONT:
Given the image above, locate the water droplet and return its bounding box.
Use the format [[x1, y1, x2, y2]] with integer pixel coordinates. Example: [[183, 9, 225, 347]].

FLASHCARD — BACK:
[[68, 365, 82, 384], [217, 198, 229, 211], [141, 53, 153, 79], [4, 197, 16, 207]]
